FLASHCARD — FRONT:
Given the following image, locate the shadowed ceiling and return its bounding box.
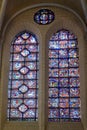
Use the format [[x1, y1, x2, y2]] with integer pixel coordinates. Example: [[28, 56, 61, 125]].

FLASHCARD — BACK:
[[0, 0, 87, 30]]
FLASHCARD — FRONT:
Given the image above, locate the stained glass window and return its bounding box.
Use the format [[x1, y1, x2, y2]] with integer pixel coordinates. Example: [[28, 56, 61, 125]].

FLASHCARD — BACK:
[[48, 29, 81, 122], [7, 31, 39, 121], [34, 9, 55, 25]]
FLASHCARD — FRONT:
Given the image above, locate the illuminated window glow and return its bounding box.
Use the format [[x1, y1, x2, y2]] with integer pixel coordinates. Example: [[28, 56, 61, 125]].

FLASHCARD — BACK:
[[7, 31, 39, 121], [48, 29, 81, 122]]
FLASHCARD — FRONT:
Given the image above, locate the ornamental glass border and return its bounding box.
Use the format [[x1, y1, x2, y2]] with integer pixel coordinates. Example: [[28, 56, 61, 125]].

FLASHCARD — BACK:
[[48, 29, 81, 122], [34, 9, 55, 25], [7, 30, 39, 121]]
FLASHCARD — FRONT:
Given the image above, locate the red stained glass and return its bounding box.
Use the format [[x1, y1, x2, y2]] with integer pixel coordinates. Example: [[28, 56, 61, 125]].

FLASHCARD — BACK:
[[7, 31, 39, 121], [34, 9, 55, 25], [48, 29, 81, 121]]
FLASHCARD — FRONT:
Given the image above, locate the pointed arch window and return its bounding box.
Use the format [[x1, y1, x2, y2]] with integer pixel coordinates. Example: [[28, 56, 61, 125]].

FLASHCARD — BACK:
[[7, 31, 39, 121], [48, 29, 81, 122]]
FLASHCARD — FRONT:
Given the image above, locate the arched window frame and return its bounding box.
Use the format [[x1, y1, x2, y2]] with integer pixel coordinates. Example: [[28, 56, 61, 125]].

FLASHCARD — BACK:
[[0, 6, 86, 130], [48, 29, 81, 122], [7, 30, 39, 121]]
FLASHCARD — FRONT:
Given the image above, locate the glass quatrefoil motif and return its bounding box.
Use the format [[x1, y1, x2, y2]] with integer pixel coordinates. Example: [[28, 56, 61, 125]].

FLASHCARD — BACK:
[[34, 9, 55, 25]]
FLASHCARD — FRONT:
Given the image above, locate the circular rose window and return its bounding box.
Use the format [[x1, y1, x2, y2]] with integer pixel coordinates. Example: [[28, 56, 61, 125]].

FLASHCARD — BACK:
[[34, 9, 55, 25]]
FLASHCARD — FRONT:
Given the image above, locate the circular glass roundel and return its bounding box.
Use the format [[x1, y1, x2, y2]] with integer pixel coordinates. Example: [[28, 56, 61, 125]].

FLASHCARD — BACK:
[[34, 9, 55, 25]]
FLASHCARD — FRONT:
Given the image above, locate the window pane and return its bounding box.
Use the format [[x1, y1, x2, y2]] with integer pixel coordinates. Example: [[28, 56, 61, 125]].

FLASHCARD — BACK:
[[7, 31, 39, 121], [34, 9, 55, 25], [48, 29, 81, 122]]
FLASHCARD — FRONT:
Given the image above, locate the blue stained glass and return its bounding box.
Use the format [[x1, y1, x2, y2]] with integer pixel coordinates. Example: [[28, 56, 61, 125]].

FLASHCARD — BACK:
[[49, 78, 58, 87], [48, 98, 59, 107], [49, 88, 58, 97], [14, 37, 24, 44], [7, 31, 39, 121], [49, 50, 58, 58], [70, 109, 80, 119], [34, 9, 55, 25], [59, 69, 68, 77], [70, 98, 80, 108], [59, 98, 69, 108], [49, 109, 59, 118], [59, 78, 68, 87], [49, 59, 58, 68], [60, 109, 69, 118], [69, 58, 79, 67], [48, 29, 81, 122], [59, 49, 68, 58], [59, 59, 68, 68]]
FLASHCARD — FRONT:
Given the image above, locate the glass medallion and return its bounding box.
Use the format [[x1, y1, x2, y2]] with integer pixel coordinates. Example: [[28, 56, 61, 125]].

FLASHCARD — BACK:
[[21, 49, 30, 57], [19, 85, 28, 93], [48, 29, 80, 121], [20, 66, 29, 74], [18, 104, 28, 112], [34, 9, 55, 25], [7, 31, 39, 121]]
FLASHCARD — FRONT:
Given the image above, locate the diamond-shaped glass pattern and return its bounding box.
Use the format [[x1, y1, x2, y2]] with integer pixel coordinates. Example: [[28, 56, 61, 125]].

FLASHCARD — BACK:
[[21, 49, 29, 57], [7, 31, 39, 121], [20, 66, 29, 74], [19, 85, 28, 93]]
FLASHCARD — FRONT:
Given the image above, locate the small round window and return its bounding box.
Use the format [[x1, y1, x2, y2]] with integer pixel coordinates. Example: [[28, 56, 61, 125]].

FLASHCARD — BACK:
[[34, 9, 55, 25]]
